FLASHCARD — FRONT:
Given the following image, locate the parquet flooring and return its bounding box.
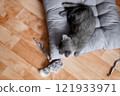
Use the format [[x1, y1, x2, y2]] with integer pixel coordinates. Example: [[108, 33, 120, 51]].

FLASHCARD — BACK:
[[0, 0, 120, 80]]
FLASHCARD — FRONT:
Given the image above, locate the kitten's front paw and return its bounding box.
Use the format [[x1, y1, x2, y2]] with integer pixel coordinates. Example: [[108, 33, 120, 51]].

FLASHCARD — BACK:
[[74, 51, 80, 57]]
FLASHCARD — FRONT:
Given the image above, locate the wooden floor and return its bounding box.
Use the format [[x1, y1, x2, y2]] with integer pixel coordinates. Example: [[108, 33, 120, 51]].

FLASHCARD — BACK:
[[0, 0, 120, 80]]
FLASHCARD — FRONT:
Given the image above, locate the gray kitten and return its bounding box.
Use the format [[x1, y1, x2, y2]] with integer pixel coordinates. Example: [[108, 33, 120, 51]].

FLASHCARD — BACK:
[[57, 2, 95, 57]]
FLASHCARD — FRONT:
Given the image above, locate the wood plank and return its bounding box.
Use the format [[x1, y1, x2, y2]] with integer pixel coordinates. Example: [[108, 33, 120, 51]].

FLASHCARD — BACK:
[[92, 49, 105, 57], [1, 19, 28, 33], [15, 8, 49, 49], [0, 8, 7, 18], [0, 67, 24, 80], [0, 25, 11, 44], [54, 69, 77, 80], [113, 48, 120, 54], [0, 61, 7, 74], [0, 42, 32, 77], [116, 0, 120, 7], [74, 53, 120, 80], [16, 0, 45, 19], [0, 0, 22, 19], [12, 39, 49, 69], [62, 58, 87, 80], [100, 50, 120, 72], [16, 8, 43, 34], [23, 66, 51, 80], [0, 25, 20, 49], [63, 57, 103, 80]]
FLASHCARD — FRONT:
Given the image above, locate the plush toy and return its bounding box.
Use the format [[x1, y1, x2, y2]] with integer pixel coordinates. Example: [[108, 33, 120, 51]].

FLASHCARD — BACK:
[[40, 60, 63, 77], [34, 38, 63, 77]]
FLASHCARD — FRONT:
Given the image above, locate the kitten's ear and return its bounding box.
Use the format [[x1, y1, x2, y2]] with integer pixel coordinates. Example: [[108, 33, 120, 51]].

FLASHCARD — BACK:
[[62, 34, 71, 40]]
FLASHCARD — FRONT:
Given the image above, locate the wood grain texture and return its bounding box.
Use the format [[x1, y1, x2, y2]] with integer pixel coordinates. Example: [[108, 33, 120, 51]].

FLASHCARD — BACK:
[[0, 0, 120, 80]]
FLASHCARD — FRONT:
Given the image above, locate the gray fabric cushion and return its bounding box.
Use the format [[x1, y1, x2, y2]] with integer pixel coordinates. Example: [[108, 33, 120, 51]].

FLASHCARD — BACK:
[[42, 0, 120, 61]]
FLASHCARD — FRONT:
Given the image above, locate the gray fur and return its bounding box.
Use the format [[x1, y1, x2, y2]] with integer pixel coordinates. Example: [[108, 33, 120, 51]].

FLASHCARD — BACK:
[[58, 2, 95, 57]]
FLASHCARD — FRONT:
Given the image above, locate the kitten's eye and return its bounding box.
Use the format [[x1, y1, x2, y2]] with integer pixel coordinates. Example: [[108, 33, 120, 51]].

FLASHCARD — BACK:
[[65, 51, 70, 54]]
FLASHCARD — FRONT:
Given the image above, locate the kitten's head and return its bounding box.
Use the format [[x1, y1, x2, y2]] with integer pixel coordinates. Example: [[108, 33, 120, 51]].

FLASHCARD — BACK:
[[57, 35, 73, 57]]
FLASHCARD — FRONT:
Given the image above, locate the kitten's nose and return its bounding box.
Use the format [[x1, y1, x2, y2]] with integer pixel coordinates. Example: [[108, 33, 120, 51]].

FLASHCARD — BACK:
[[59, 50, 64, 54]]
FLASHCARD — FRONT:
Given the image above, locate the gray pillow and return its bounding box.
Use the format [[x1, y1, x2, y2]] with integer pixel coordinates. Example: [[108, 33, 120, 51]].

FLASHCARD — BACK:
[[42, 0, 120, 61]]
